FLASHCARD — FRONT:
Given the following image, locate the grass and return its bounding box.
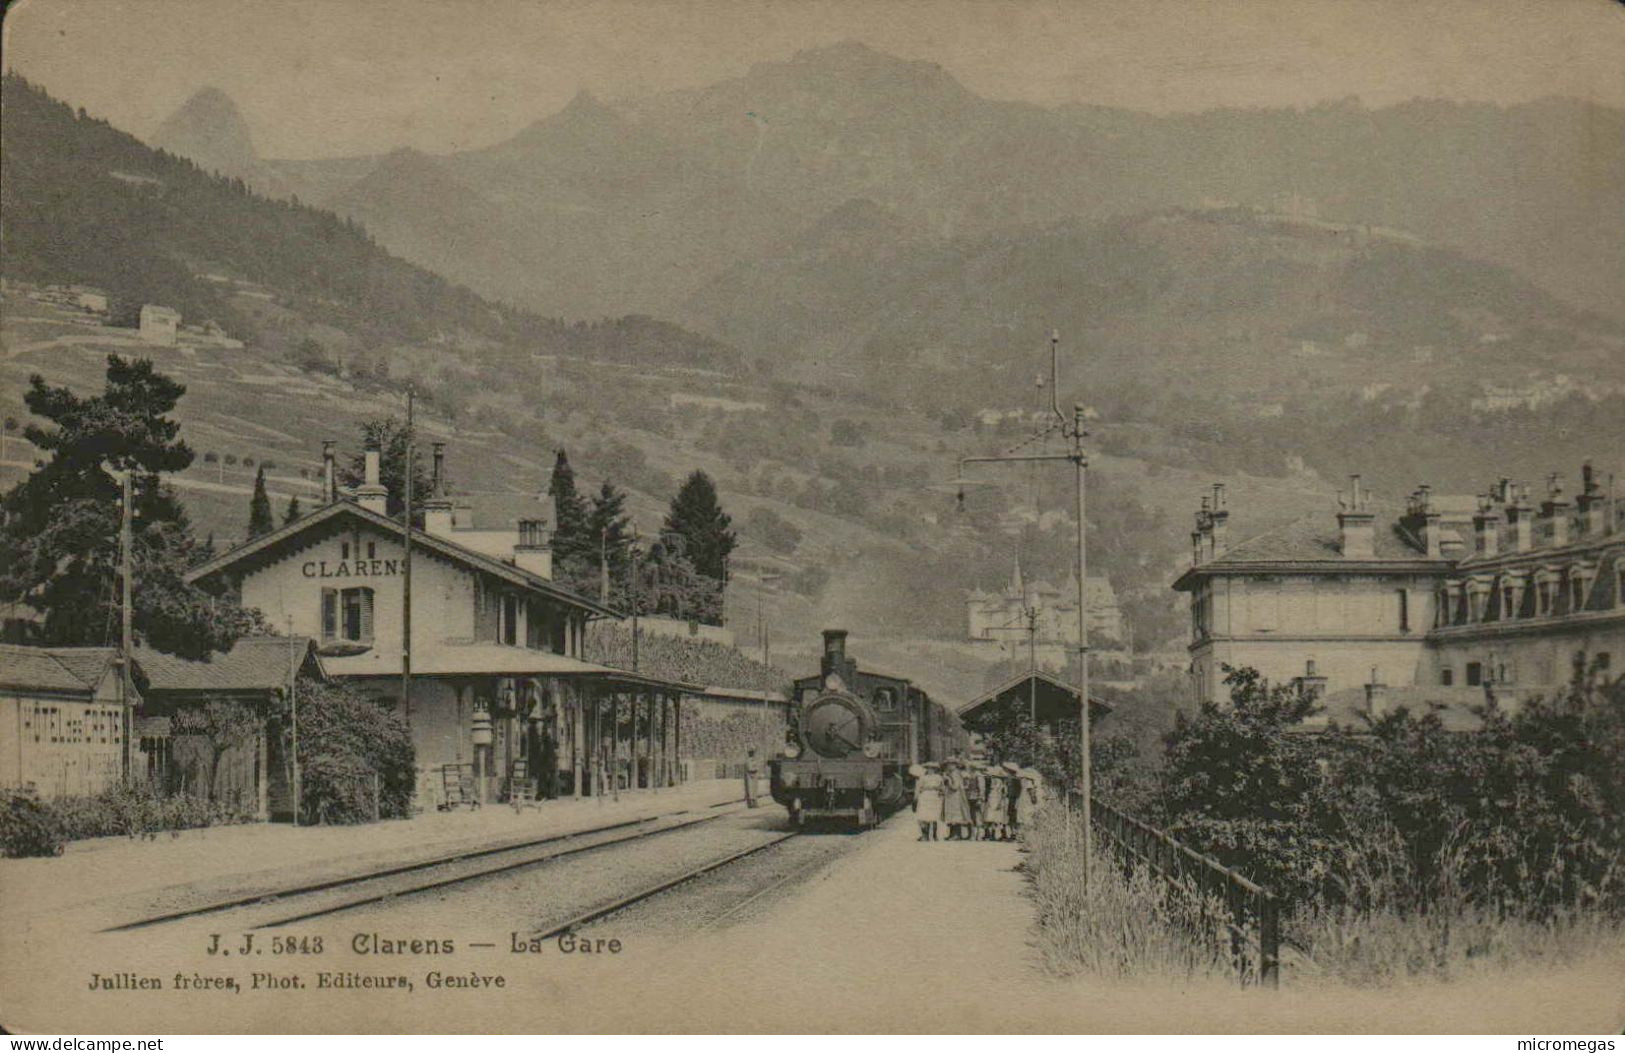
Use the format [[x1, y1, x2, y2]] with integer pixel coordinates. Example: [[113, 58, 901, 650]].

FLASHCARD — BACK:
[[1023, 803, 1625, 989], [1023, 804, 1237, 983]]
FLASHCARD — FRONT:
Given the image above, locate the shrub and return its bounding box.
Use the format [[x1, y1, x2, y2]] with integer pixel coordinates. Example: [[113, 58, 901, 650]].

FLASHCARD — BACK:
[[285, 676, 415, 824], [1, 789, 66, 857]]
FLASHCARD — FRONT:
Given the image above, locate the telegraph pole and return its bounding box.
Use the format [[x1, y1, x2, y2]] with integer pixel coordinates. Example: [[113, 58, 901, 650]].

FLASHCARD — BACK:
[[287, 615, 300, 824], [401, 389, 414, 723], [119, 469, 134, 785], [952, 330, 1093, 885]]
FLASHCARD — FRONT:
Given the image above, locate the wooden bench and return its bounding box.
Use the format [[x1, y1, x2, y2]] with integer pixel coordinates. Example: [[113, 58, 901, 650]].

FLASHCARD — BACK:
[[439, 763, 481, 810]]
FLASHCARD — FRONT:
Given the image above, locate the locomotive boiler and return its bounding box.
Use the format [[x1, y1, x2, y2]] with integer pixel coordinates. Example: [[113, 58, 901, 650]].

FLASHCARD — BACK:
[[769, 629, 966, 828]]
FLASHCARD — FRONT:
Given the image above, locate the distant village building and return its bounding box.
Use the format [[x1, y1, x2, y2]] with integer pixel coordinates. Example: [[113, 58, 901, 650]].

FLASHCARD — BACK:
[[71, 286, 108, 313], [138, 304, 181, 346], [1174, 466, 1624, 725], [966, 561, 1126, 671]]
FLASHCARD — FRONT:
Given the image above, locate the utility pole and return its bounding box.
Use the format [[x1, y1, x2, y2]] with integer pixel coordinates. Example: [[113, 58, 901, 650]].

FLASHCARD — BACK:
[[401, 389, 414, 724], [628, 524, 641, 672], [952, 329, 1092, 885], [118, 468, 134, 785], [287, 615, 300, 824]]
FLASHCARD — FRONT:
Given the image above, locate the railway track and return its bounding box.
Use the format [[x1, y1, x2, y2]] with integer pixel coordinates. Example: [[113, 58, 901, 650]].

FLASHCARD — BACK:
[[103, 799, 749, 933], [532, 829, 801, 939]]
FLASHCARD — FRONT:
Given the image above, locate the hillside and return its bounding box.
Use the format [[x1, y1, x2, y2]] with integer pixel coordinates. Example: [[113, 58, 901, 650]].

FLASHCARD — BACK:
[[0, 73, 740, 377], [689, 204, 1625, 490], [232, 42, 1622, 324]]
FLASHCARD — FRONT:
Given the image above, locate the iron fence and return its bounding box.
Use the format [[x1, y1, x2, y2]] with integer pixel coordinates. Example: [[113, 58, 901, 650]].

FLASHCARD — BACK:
[[1073, 792, 1281, 987]]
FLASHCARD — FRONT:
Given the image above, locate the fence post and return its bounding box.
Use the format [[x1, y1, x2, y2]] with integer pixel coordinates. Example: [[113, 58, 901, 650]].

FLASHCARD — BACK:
[[1259, 890, 1280, 989], [371, 772, 381, 823]]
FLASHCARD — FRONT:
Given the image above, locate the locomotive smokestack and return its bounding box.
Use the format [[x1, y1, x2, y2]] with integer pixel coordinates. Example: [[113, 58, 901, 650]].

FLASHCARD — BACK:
[[821, 629, 849, 679]]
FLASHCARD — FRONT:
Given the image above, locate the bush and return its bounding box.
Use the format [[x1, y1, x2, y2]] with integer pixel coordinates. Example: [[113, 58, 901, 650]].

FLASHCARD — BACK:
[[744, 506, 802, 555], [1, 789, 66, 857], [286, 677, 415, 824], [1, 784, 254, 854]]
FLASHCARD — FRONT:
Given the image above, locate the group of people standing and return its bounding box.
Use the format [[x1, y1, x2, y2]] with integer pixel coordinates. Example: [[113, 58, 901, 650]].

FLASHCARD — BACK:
[[911, 758, 1037, 842]]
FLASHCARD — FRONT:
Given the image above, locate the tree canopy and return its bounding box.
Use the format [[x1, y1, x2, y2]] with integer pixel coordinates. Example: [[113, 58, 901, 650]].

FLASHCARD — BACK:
[[0, 355, 264, 657], [662, 470, 736, 584], [247, 465, 274, 538]]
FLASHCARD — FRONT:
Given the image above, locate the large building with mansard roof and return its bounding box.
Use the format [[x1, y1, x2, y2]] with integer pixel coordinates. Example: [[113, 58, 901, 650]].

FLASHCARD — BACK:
[[1173, 464, 1624, 725]]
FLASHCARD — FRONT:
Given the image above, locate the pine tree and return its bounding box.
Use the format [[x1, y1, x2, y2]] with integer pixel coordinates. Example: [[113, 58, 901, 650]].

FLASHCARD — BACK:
[[247, 465, 274, 538], [0, 355, 263, 657], [662, 471, 736, 583], [547, 449, 590, 565], [283, 493, 302, 524], [586, 480, 633, 603]]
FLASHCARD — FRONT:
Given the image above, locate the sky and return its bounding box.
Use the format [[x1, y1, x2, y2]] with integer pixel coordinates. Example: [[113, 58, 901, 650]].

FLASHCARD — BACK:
[[5, 0, 1624, 159]]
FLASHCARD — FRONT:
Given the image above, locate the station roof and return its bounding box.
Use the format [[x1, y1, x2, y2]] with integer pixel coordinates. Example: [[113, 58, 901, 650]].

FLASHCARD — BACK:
[[0, 645, 122, 696], [321, 641, 700, 694], [186, 499, 618, 618], [134, 636, 324, 695], [957, 670, 1112, 722]]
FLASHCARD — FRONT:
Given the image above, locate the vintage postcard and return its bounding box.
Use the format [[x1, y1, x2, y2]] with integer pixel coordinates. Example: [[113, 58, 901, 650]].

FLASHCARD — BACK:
[[1, 0, 1622, 1036]]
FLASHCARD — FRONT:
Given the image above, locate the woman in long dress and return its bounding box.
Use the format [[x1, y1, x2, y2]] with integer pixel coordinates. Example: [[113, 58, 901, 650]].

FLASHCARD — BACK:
[[913, 763, 944, 841], [1002, 763, 1023, 840], [1014, 770, 1039, 836], [941, 760, 970, 839], [981, 766, 1007, 841]]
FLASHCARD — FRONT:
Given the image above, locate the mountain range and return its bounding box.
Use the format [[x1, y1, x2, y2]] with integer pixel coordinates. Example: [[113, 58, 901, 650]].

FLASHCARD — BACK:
[[152, 41, 1625, 329]]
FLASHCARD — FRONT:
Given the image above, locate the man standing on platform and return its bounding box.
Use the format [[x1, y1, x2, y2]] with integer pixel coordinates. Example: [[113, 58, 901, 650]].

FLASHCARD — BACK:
[[744, 747, 761, 808]]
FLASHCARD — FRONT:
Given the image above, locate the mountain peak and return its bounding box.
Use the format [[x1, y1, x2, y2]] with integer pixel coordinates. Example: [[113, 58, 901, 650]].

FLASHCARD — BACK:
[[152, 86, 256, 174], [776, 39, 966, 94]]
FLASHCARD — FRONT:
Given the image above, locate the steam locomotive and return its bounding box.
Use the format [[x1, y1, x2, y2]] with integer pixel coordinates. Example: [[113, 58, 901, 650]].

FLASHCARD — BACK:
[[769, 629, 967, 828]]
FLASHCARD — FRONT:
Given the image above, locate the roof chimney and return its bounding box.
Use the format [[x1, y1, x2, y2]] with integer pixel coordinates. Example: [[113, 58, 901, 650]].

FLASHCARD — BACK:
[[1417, 484, 1442, 557], [1576, 461, 1607, 537], [1209, 483, 1229, 556], [356, 442, 389, 515], [513, 518, 552, 579], [1337, 474, 1376, 558], [1364, 668, 1389, 717], [1507, 485, 1534, 552], [1540, 474, 1570, 548], [423, 441, 455, 538], [322, 440, 337, 505], [1472, 495, 1500, 558]]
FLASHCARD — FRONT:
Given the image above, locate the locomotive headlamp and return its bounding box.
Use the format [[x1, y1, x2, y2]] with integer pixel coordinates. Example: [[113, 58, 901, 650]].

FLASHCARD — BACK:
[[862, 740, 884, 758], [782, 743, 800, 759]]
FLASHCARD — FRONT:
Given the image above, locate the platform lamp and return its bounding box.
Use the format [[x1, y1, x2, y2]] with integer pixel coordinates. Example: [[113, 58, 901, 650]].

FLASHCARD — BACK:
[[472, 692, 495, 804]]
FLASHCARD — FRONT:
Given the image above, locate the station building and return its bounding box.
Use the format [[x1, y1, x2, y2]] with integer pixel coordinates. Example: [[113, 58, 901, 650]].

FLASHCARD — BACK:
[[187, 441, 700, 808], [0, 644, 130, 798], [1174, 464, 1624, 723]]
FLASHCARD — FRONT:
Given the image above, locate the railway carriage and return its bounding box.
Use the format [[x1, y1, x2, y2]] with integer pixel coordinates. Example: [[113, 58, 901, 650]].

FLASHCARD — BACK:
[[769, 630, 966, 828]]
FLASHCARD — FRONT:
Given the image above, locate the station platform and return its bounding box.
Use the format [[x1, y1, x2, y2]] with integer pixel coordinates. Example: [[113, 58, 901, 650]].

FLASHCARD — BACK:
[[0, 778, 757, 933]]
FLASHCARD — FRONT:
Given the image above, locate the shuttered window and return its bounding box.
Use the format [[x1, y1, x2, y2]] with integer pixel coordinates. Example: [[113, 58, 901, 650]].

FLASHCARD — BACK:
[[321, 588, 338, 640], [325, 586, 374, 643]]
